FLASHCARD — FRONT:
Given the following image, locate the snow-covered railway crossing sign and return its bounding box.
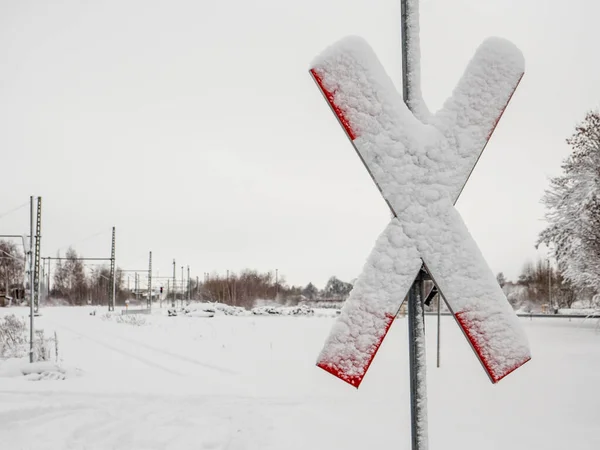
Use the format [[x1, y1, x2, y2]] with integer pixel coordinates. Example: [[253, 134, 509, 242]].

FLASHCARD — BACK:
[[310, 36, 531, 388]]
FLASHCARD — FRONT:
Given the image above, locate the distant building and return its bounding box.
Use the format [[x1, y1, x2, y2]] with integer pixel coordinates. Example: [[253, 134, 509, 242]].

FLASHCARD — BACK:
[[0, 284, 25, 306]]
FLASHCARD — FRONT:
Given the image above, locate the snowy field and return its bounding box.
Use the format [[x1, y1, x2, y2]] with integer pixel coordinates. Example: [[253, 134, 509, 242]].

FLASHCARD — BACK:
[[1, 306, 599, 450]]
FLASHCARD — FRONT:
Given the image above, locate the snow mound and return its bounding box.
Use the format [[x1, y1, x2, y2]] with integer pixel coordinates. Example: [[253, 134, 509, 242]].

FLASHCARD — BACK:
[[0, 358, 67, 380], [209, 302, 249, 316], [251, 305, 315, 316]]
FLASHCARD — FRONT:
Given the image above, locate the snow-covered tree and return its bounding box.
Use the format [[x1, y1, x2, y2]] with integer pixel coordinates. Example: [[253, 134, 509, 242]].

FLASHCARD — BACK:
[[496, 272, 506, 288], [302, 282, 318, 301], [323, 276, 353, 300], [538, 111, 600, 294]]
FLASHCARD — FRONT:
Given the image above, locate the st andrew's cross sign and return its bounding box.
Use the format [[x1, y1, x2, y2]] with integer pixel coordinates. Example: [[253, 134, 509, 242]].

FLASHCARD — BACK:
[[309, 36, 531, 388]]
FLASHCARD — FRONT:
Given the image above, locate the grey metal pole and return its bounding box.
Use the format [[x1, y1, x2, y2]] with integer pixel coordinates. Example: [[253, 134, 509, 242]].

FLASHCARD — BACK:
[[181, 266, 184, 307], [407, 269, 428, 450], [172, 259, 176, 307], [148, 251, 152, 310], [29, 196, 34, 363], [40, 258, 45, 304], [33, 197, 42, 314], [436, 293, 441, 368], [548, 259, 552, 312], [226, 269, 229, 303], [109, 227, 116, 311], [401, 1, 428, 449], [47, 258, 50, 301], [187, 265, 190, 301]]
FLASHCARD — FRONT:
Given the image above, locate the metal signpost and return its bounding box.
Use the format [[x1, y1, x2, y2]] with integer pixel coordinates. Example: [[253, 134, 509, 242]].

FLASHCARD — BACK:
[[309, 1, 531, 448]]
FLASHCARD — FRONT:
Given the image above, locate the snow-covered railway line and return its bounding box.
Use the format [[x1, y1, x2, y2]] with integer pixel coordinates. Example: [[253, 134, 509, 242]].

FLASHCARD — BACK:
[[52, 321, 187, 376], [44, 316, 235, 379], [104, 329, 238, 376]]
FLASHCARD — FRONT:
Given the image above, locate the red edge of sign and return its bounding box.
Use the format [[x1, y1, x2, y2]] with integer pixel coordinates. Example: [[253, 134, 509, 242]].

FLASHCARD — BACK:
[[485, 72, 524, 141], [455, 311, 531, 383], [316, 313, 396, 389], [310, 68, 358, 141]]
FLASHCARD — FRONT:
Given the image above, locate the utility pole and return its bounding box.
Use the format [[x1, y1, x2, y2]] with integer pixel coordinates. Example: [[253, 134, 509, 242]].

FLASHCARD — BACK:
[[28, 196, 34, 363], [108, 227, 116, 311], [32, 197, 42, 314], [548, 259, 552, 312], [187, 265, 190, 301], [40, 259, 45, 304], [147, 251, 152, 310], [181, 266, 184, 307], [172, 259, 176, 307], [46, 258, 51, 301]]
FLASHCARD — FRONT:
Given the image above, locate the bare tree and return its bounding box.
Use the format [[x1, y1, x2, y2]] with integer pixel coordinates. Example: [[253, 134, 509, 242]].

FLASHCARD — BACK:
[[0, 240, 25, 304], [52, 248, 87, 304]]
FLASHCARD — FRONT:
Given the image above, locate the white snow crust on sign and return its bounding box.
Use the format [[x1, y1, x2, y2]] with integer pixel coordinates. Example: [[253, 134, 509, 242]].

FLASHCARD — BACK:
[[311, 36, 530, 386], [316, 219, 421, 386]]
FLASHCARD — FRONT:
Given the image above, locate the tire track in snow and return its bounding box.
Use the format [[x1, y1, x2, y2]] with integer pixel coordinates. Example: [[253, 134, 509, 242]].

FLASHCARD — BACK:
[[51, 321, 186, 377], [47, 317, 236, 377], [113, 333, 238, 376]]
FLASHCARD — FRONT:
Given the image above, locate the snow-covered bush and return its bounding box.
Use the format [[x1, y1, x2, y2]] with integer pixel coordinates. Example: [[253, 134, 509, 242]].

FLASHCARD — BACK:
[[210, 302, 248, 316], [33, 330, 59, 362], [115, 314, 147, 326], [285, 305, 315, 316], [0, 314, 28, 359], [250, 305, 315, 316], [251, 306, 281, 316], [0, 315, 59, 362], [179, 302, 249, 317]]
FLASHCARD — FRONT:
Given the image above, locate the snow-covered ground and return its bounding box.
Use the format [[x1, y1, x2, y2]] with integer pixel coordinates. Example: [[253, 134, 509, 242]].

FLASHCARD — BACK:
[[1, 306, 599, 449]]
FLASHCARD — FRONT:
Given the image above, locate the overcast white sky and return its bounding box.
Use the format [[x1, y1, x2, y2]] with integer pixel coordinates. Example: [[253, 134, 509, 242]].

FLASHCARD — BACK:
[[1, 0, 599, 289]]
